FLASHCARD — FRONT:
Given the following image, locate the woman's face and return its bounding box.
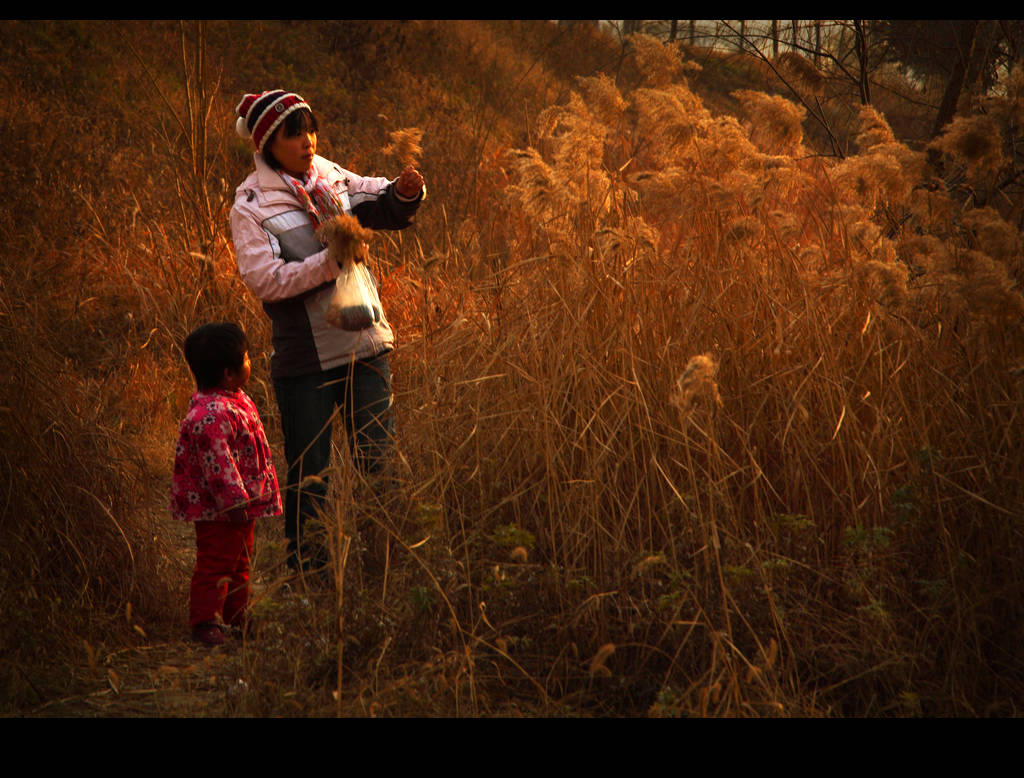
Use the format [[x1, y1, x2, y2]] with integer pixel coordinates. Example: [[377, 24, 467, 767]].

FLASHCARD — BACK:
[[266, 127, 316, 177]]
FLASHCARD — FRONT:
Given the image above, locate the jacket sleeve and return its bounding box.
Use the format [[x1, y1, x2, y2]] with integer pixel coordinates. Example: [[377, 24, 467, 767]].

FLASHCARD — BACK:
[[342, 168, 424, 231], [230, 202, 341, 304]]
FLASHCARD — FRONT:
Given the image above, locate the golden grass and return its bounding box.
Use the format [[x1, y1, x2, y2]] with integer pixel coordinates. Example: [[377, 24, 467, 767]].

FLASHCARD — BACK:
[[3, 21, 1024, 717]]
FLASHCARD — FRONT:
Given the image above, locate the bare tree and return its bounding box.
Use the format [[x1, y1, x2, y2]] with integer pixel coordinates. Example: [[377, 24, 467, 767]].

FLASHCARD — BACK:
[[853, 19, 870, 105], [929, 21, 980, 137]]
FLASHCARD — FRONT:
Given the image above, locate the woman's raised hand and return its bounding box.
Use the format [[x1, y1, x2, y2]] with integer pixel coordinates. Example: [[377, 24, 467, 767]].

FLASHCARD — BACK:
[[395, 165, 425, 199]]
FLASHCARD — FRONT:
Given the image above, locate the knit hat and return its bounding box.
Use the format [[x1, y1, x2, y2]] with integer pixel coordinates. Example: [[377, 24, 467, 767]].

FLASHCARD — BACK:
[[235, 90, 311, 153]]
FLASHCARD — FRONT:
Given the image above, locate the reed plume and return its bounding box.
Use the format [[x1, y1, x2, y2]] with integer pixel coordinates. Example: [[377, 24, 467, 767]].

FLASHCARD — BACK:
[[775, 51, 825, 96], [382, 127, 424, 168], [929, 113, 1006, 179], [319, 212, 375, 265], [732, 89, 806, 156], [627, 32, 685, 87]]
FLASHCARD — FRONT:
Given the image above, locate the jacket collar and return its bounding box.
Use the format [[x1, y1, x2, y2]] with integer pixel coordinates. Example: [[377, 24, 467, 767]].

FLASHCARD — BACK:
[[253, 152, 334, 191]]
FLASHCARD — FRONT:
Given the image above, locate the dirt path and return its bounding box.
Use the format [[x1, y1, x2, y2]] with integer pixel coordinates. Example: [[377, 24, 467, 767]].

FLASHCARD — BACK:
[[23, 506, 323, 717], [28, 638, 246, 717], [25, 572, 340, 718]]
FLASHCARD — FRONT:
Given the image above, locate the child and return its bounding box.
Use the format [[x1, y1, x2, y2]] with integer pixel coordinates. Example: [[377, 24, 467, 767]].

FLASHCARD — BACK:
[[170, 322, 282, 646]]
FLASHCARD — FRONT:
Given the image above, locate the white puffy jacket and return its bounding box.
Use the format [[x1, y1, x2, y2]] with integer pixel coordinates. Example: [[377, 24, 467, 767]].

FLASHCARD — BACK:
[[230, 152, 422, 379]]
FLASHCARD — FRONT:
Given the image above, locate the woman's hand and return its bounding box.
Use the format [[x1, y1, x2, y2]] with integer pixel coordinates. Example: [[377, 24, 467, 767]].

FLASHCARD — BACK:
[[395, 165, 425, 199]]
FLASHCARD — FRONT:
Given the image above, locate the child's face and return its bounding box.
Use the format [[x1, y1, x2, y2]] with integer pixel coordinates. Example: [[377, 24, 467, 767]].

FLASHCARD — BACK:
[[222, 352, 251, 391]]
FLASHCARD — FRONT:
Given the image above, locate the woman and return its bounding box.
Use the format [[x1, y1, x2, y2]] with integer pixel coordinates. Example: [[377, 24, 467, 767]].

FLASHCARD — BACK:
[[229, 89, 425, 574]]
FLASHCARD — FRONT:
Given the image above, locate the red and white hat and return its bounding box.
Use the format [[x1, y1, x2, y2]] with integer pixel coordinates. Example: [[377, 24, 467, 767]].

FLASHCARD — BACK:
[[235, 90, 311, 153]]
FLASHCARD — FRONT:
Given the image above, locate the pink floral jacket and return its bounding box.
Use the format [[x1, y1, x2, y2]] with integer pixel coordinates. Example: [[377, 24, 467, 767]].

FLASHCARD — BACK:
[[170, 389, 282, 523]]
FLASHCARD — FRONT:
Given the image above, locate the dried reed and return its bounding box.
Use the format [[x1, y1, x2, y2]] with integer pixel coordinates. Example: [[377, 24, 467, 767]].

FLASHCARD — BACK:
[[7, 19, 1024, 718]]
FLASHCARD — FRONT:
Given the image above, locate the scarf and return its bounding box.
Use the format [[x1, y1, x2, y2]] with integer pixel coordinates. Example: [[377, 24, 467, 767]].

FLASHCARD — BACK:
[[282, 167, 347, 228]]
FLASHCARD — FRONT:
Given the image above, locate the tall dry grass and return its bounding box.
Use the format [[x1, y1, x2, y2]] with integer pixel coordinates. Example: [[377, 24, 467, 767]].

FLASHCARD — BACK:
[[3, 21, 1023, 716], [367, 36, 1024, 716]]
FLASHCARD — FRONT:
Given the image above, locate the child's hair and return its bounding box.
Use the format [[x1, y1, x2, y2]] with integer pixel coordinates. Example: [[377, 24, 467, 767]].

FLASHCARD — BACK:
[[183, 322, 250, 391], [262, 108, 319, 171]]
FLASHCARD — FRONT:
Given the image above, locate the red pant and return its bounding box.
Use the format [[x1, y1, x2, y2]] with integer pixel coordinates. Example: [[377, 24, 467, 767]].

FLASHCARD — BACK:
[[190, 520, 255, 629]]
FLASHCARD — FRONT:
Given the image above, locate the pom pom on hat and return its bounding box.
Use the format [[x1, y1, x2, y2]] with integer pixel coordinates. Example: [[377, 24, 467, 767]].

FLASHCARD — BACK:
[[235, 90, 311, 153], [235, 115, 251, 140]]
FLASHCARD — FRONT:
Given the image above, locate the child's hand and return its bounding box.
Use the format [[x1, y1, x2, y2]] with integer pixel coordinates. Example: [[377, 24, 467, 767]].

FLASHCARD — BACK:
[[395, 165, 424, 199]]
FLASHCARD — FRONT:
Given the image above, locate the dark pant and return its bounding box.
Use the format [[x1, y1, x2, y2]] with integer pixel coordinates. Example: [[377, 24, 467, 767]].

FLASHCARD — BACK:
[[273, 352, 394, 571]]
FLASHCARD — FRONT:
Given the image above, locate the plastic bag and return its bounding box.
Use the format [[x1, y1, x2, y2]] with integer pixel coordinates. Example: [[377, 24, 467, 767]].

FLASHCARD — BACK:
[[326, 259, 382, 331], [319, 214, 382, 331]]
